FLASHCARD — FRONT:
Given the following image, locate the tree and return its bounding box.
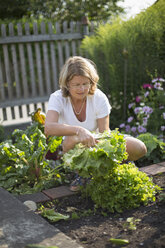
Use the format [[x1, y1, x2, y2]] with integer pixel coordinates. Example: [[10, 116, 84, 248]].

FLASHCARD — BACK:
[[0, 0, 124, 22], [0, 0, 30, 19], [45, 0, 125, 22]]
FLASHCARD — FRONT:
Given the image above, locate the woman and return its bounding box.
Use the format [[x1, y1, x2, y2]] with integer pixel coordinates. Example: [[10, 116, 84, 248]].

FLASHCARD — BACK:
[[45, 56, 147, 190]]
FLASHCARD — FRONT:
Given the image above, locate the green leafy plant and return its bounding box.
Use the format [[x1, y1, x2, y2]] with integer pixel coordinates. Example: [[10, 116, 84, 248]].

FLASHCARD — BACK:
[[0, 122, 63, 194], [136, 132, 165, 167], [41, 208, 69, 222], [86, 162, 160, 213], [63, 129, 161, 212], [0, 123, 5, 142], [123, 217, 141, 231], [71, 212, 80, 220], [158, 192, 165, 203]]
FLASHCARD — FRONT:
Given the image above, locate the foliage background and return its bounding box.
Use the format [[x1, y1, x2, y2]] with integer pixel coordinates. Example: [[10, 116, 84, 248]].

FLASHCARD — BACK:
[[0, 0, 124, 22], [81, 0, 165, 129]]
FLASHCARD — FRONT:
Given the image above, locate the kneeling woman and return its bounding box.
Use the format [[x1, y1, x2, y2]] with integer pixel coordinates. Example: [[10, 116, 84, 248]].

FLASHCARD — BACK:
[[45, 56, 147, 189]]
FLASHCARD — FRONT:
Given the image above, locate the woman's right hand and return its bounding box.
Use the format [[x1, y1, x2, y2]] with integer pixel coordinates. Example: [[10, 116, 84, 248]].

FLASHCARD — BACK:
[[62, 127, 96, 153], [76, 127, 96, 148]]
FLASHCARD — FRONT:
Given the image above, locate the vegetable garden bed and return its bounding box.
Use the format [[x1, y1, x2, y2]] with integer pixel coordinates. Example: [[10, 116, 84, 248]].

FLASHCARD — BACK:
[[38, 173, 165, 248], [0, 109, 165, 248]]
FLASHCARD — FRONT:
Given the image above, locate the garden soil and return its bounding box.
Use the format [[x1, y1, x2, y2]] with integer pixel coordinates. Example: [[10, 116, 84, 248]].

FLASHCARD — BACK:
[[39, 173, 165, 248]]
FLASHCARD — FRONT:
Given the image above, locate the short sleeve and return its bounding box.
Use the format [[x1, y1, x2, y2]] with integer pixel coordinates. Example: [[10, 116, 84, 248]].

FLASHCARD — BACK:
[[47, 90, 63, 114], [94, 89, 111, 119]]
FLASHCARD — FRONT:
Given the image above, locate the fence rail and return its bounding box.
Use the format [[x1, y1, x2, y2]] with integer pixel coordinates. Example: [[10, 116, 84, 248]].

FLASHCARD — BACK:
[[0, 20, 96, 126]]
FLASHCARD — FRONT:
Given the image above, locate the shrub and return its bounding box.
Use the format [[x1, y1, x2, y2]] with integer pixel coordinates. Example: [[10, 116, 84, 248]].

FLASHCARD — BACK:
[[81, 0, 165, 128]]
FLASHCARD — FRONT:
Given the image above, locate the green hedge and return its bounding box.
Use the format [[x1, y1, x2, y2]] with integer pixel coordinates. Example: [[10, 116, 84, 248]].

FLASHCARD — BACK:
[[81, 0, 165, 128]]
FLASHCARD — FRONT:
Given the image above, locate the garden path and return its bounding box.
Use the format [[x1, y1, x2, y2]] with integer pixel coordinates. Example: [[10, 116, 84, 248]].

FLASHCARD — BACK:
[[0, 187, 82, 248]]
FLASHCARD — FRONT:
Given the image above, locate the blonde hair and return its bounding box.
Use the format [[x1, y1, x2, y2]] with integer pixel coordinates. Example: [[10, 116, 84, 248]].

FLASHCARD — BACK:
[[59, 56, 99, 97]]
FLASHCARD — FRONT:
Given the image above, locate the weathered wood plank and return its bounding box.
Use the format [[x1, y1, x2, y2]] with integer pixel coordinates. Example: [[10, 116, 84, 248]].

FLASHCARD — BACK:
[[70, 22, 77, 56], [0, 108, 3, 121], [29, 103, 35, 114], [0, 54, 5, 101], [2, 45, 13, 99], [21, 104, 28, 119], [41, 22, 51, 95], [25, 23, 36, 97], [48, 22, 58, 91], [5, 106, 13, 122], [17, 23, 29, 98], [0, 96, 49, 108], [1, 24, 13, 100], [9, 23, 21, 99], [14, 105, 20, 120], [76, 22, 83, 56], [63, 21, 70, 59], [0, 33, 82, 44], [33, 22, 44, 97], [56, 22, 64, 70]]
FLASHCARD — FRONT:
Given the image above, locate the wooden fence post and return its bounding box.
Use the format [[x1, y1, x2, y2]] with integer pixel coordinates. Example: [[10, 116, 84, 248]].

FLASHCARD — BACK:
[[81, 15, 90, 37]]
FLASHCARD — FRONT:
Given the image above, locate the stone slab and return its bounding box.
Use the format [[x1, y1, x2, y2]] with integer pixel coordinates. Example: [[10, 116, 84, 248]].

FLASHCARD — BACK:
[[43, 186, 76, 200], [140, 163, 165, 175], [16, 191, 50, 203], [0, 187, 83, 248], [157, 161, 165, 167]]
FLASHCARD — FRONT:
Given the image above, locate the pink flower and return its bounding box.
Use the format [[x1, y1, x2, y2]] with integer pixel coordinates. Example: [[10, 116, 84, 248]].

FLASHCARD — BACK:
[[136, 96, 141, 103], [143, 84, 153, 89]]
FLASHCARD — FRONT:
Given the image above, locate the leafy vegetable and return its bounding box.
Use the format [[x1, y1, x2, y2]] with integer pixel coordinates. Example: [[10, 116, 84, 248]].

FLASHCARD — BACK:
[[136, 132, 165, 166], [123, 217, 141, 231], [86, 162, 160, 212], [63, 129, 161, 212], [63, 130, 128, 178], [0, 122, 63, 194], [41, 208, 69, 222]]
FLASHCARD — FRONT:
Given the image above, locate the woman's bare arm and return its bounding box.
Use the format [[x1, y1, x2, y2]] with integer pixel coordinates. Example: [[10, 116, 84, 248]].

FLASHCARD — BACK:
[[97, 115, 110, 133], [45, 110, 96, 152], [44, 110, 78, 136]]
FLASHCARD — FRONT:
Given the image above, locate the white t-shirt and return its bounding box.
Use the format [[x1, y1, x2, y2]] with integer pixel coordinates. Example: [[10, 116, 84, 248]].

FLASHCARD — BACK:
[[47, 88, 111, 131]]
